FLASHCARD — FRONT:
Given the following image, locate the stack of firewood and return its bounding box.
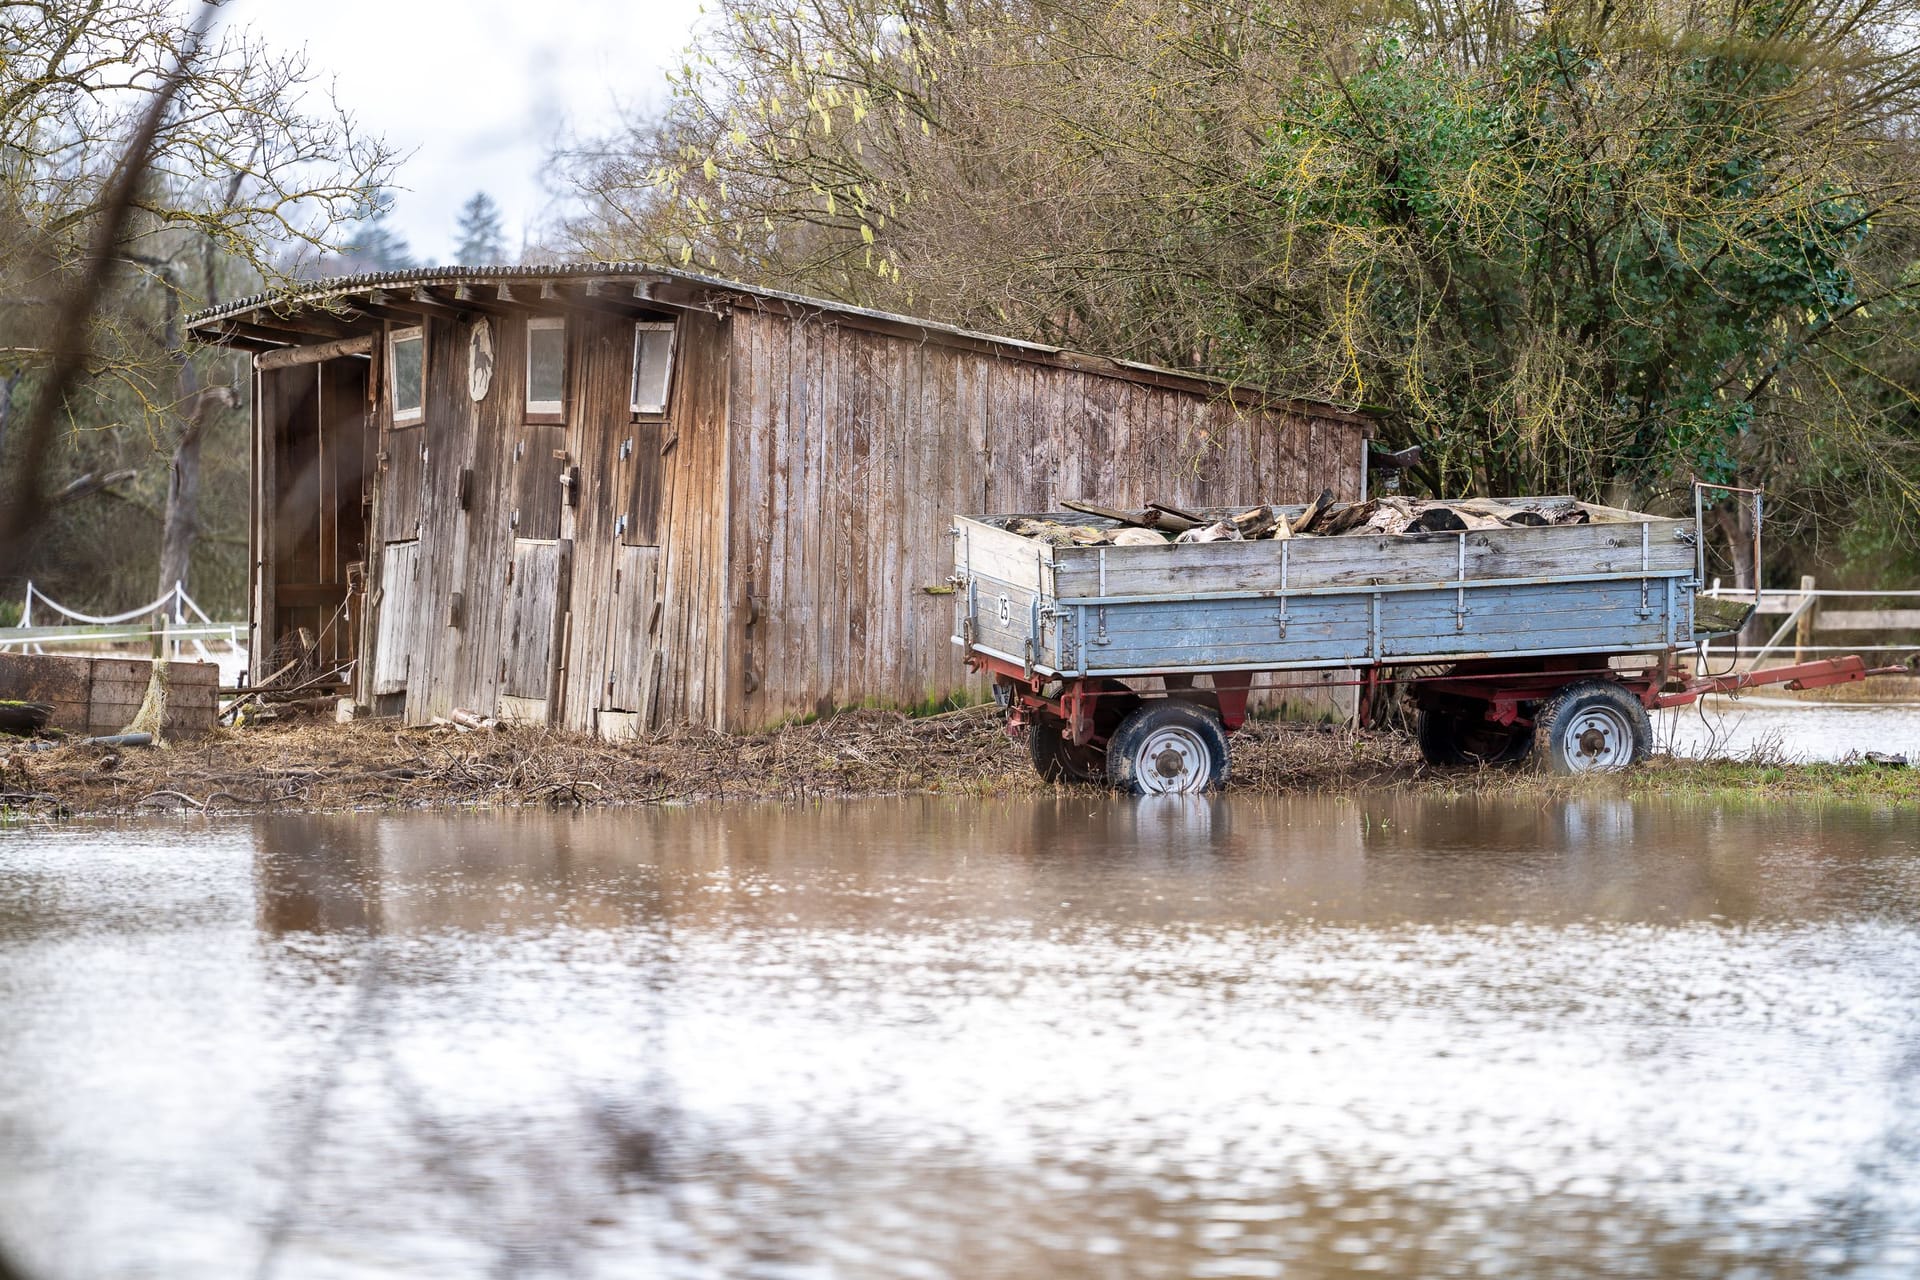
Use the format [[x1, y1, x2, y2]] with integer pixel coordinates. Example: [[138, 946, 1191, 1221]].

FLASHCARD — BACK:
[[1003, 494, 1591, 547]]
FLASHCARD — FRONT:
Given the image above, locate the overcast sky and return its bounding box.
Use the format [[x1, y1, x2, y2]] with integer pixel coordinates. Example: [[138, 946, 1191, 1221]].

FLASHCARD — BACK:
[[238, 0, 707, 264]]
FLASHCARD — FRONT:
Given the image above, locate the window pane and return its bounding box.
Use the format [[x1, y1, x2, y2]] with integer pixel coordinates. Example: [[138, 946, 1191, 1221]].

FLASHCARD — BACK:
[[528, 324, 565, 408], [633, 326, 674, 412], [391, 333, 423, 417]]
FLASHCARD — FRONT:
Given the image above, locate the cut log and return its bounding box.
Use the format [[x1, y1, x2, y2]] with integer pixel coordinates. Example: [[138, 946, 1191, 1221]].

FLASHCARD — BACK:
[[1063, 498, 1150, 528], [1271, 509, 1293, 540], [1174, 521, 1243, 544], [1361, 500, 1415, 534], [0, 700, 54, 737], [1294, 489, 1336, 534], [1406, 506, 1468, 534], [1008, 517, 1108, 547], [252, 334, 375, 371], [1314, 499, 1381, 536], [1146, 501, 1205, 527], [1229, 505, 1278, 538], [1110, 527, 1170, 546]]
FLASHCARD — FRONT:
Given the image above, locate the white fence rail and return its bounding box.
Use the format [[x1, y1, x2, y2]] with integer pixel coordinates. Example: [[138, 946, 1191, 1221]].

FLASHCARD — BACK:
[[1700, 580, 1920, 661], [2, 582, 247, 669]]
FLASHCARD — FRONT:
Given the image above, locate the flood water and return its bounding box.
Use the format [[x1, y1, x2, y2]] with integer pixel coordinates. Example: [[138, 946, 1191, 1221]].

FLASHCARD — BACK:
[[3, 796, 1919, 1279], [1660, 697, 1920, 763]]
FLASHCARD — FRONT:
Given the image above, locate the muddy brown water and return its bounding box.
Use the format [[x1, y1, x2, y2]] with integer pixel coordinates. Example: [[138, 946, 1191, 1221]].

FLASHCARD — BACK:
[[2, 796, 1918, 1279]]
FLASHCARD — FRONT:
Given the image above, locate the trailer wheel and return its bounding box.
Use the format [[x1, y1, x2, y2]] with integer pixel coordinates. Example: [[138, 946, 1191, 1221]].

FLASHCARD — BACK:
[[1107, 702, 1230, 795], [1414, 709, 1533, 767], [1028, 720, 1106, 784], [1532, 681, 1652, 775]]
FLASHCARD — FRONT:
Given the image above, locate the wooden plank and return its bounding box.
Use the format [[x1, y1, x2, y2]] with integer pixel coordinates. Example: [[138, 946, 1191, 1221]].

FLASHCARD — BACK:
[[747, 310, 783, 716], [547, 538, 574, 717], [954, 518, 1052, 591], [0, 654, 225, 738], [0, 653, 91, 708], [845, 329, 875, 666], [803, 312, 834, 714], [446, 312, 516, 717], [1817, 609, 1920, 631], [254, 335, 374, 370], [370, 540, 420, 695], [501, 538, 562, 700], [827, 320, 854, 710], [556, 310, 631, 729], [607, 544, 662, 710], [779, 312, 814, 720], [882, 333, 913, 703]]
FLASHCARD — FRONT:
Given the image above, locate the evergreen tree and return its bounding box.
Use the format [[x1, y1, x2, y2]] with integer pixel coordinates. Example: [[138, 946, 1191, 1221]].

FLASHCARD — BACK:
[[324, 192, 417, 274], [453, 191, 508, 265]]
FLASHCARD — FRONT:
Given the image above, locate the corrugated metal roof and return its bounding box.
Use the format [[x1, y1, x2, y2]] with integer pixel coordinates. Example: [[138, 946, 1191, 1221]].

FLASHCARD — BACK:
[[188, 261, 1370, 421]]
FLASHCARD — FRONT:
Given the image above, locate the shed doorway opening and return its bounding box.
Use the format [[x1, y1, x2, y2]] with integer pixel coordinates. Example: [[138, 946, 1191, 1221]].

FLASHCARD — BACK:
[[253, 356, 372, 690]]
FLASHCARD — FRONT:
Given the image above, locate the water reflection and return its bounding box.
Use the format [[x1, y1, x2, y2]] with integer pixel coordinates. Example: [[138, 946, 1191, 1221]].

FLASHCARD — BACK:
[[1, 795, 1917, 1278]]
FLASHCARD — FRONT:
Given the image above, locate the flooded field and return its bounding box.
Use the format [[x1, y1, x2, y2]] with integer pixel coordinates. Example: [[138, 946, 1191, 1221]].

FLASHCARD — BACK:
[[2, 795, 1918, 1279], [1661, 697, 1920, 763]]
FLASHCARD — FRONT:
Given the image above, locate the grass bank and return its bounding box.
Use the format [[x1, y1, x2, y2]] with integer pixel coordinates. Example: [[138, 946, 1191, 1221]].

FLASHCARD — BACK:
[[1, 705, 1915, 819]]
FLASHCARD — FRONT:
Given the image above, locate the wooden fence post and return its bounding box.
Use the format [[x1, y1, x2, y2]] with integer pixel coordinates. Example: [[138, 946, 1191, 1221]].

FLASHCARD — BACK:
[[1794, 575, 1817, 662]]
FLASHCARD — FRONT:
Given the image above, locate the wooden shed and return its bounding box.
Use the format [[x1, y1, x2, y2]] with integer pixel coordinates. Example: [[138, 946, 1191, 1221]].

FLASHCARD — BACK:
[[187, 265, 1371, 734]]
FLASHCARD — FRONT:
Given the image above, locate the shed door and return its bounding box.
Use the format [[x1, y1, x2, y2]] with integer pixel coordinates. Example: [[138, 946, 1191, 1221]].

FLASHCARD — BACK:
[[501, 538, 572, 718], [605, 544, 662, 717], [371, 540, 420, 695], [600, 421, 668, 724]]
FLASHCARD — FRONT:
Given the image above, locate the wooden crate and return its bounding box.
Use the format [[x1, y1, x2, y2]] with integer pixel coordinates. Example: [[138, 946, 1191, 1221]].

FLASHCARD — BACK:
[[0, 653, 220, 738]]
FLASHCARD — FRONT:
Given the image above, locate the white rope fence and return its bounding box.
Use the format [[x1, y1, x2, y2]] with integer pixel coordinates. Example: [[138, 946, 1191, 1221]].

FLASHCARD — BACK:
[[5, 582, 245, 664], [20, 581, 201, 627]]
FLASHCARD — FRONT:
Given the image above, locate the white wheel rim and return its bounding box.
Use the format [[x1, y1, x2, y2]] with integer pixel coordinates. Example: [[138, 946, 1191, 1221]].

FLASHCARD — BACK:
[[1132, 725, 1212, 794], [1558, 703, 1635, 772]]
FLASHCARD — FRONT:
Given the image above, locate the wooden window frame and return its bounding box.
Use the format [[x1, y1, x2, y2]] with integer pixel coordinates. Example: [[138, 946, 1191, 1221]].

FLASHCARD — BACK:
[[388, 325, 425, 426], [630, 321, 676, 417], [525, 316, 567, 422]]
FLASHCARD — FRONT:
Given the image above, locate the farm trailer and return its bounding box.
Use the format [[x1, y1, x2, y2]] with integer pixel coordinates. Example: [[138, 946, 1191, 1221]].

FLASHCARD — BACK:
[[950, 496, 1903, 793]]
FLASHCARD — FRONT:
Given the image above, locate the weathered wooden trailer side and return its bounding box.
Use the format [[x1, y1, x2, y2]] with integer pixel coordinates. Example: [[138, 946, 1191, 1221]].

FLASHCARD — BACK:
[[954, 500, 1697, 677]]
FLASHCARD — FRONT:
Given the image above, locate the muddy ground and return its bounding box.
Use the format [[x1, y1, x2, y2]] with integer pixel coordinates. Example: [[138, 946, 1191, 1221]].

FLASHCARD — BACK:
[[3, 704, 1916, 819]]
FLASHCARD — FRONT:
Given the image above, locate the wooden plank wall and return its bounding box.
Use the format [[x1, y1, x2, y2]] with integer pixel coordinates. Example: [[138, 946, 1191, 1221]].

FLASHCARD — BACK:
[[723, 307, 1368, 729], [0, 653, 219, 738], [350, 305, 732, 732], [327, 287, 1356, 733], [453, 312, 534, 721], [630, 308, 732, 732]]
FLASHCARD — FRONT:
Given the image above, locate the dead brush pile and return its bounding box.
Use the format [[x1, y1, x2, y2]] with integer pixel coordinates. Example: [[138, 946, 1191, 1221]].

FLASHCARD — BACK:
[[0, 707, 1441, 817]]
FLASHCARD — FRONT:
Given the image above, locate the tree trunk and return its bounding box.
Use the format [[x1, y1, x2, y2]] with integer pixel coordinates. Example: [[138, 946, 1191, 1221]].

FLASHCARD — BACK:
[[0, 370, 17, 456], [1713, 499, 1764, 651], [155, 414, 204, 604]]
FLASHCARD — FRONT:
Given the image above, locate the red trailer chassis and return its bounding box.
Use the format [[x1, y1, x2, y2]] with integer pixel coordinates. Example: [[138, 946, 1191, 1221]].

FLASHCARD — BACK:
[[971, 649, 1904, 782]]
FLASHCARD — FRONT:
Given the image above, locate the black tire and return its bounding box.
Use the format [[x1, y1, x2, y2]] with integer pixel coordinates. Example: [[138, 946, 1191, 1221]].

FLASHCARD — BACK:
[[1028, 719, 1105, 784], [1414, 707, 1534, 767], [1106, 701, 1230, 795], [1531, 680, 1652, 775]]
